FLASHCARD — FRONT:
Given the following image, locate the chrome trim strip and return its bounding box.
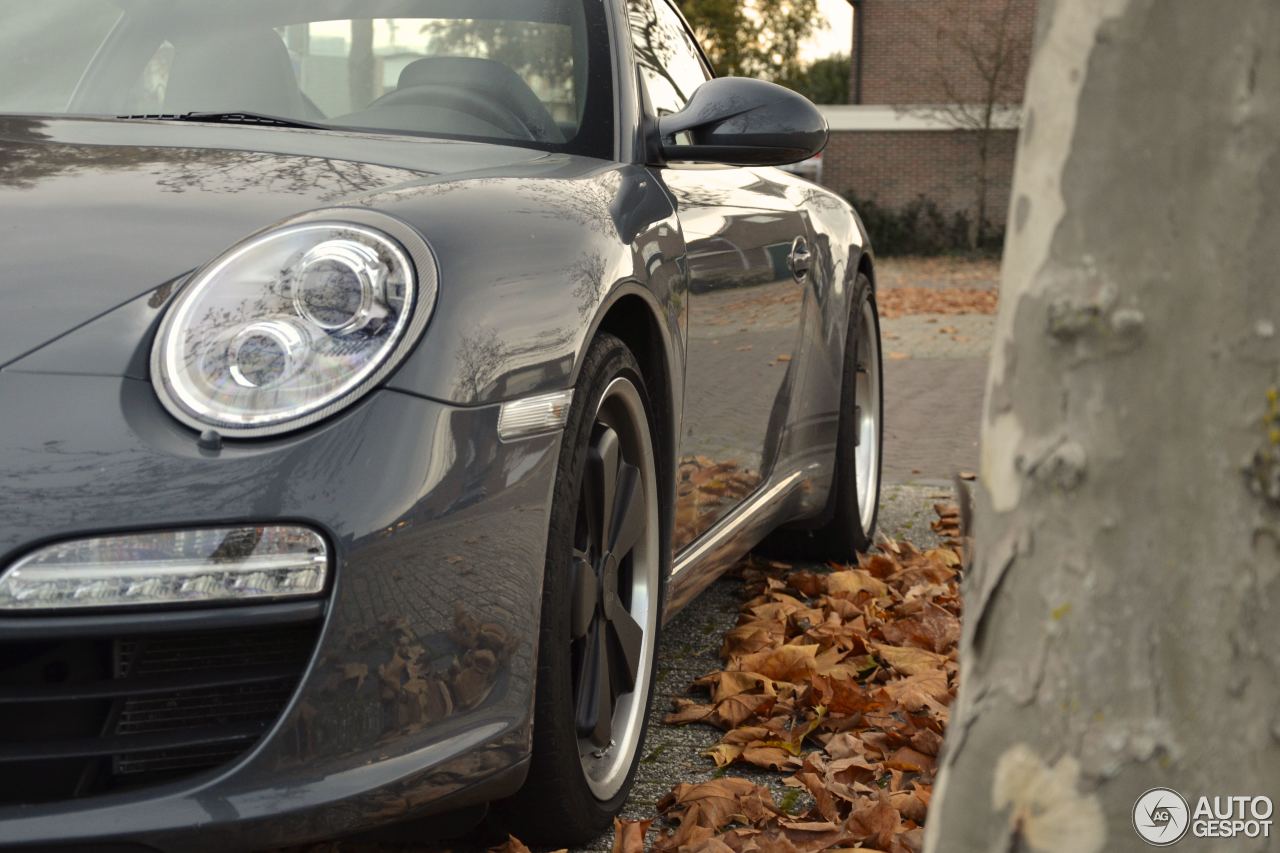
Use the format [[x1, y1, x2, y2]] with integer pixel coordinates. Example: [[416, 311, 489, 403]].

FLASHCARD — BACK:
[[498, 390, 575, 441], [672, 471, 804, 577]]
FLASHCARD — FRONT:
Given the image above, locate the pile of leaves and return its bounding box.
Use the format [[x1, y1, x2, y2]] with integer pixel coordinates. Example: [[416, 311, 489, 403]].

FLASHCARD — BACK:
[[875, 257, 1000, 291], [877, 287, 998, 320], [627, 506, 965, 852]]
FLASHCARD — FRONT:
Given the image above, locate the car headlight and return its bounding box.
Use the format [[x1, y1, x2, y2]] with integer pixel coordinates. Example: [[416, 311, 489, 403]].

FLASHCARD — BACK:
[[152, 212, 437, 438]]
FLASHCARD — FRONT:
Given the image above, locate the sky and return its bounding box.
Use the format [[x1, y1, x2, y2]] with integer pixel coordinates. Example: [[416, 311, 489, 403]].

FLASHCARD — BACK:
[[802, 0, 855, 60]]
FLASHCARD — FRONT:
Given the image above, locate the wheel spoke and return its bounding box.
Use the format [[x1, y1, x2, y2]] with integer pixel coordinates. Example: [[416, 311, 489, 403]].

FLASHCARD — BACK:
[[570, 550, 598, 640], [574, 618, 614, 747], [607, 593, 644, 691], [585, 425, 620, 555], [608, 462, 645, 561]]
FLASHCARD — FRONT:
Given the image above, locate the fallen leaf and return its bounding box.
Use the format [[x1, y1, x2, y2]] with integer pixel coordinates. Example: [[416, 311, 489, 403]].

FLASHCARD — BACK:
[[612, 818, 652, 853], [659, 777, 779, 833], [733, 644, 819, 682], [882, 669, 950, 712], [871, 643, 947, 677], [885, 745, 936, 774], [826, 570, 891, 600], [847, 792, 903, 850]]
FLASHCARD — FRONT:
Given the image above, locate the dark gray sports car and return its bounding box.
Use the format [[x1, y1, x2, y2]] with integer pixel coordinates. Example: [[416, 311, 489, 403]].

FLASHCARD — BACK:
[[0, 0, 883, 848]]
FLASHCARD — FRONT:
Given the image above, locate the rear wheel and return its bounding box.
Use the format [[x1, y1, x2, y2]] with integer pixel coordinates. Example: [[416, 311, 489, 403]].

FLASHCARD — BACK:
[[850, 280, 884, 547], [771, 273, 883, 560], [505, 334, 664, 845]]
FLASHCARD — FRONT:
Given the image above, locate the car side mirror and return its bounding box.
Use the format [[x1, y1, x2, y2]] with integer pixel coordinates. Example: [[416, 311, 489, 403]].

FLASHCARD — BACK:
[[657, 77, 829, 167]]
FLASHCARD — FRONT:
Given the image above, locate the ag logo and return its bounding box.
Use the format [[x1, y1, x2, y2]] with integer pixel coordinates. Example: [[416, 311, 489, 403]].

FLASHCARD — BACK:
[[1134, 787, 1191, 846]]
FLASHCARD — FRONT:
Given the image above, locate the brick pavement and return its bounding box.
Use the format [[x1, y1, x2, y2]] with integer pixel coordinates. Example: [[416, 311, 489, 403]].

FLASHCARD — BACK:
[[877, 258, 997, 484], [883, 355, 987, 484]]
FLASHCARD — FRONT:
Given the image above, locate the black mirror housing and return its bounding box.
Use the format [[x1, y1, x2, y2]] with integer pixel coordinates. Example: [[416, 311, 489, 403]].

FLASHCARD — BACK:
[[657, 77, 829, 167]]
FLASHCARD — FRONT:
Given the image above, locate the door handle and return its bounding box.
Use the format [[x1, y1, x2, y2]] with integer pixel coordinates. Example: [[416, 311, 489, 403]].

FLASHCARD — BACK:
[[788, 237, 812, 282]]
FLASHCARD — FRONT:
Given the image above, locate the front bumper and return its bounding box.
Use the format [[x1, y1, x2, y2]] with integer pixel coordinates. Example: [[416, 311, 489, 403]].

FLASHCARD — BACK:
[[0, 372, 562, 850]]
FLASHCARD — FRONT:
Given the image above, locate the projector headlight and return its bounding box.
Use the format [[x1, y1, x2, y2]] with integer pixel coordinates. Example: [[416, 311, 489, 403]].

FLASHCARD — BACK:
[[152, 213, 437, 437]]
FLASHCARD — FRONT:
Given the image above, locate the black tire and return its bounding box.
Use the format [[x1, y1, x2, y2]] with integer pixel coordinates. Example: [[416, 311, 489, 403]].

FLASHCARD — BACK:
[[769, 273, 883, 561], [503, 334, 667, 845]]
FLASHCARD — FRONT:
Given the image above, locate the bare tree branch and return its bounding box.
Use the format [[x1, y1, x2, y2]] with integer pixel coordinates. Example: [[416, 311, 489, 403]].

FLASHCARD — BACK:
[[896, 0, 1032, 248]]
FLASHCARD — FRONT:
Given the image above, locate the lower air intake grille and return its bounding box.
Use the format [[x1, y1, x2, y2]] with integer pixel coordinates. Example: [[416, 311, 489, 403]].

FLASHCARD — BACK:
[[0, 621, 320, 805]]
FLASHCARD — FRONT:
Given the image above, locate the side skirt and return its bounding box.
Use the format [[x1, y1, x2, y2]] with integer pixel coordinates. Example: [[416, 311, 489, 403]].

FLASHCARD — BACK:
[[664, 471, 806, 620]]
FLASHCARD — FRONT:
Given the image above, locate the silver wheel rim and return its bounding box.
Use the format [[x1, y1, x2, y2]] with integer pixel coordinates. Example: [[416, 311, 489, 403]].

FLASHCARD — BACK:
[[854, 299, 881, 531], [571, 376, 659, 801]]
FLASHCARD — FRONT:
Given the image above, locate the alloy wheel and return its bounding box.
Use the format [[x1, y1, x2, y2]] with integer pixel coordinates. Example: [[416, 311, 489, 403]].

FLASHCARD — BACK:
[[570, 376, 660, 800]]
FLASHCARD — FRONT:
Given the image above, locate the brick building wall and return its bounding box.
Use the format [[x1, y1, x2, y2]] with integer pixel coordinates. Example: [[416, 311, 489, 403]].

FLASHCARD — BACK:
[[822, 127, 1019, 227], [815, 0, 1037, 246], [854, 0, 1037, 106]]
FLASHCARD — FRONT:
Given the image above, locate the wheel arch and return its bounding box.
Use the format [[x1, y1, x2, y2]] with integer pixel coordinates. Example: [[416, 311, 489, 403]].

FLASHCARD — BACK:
[[857, 249, 877, 294], [587, 290, 679, 579]]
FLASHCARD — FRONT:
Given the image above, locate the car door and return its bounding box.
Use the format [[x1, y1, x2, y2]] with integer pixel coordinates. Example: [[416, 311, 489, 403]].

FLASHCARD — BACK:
[[628, 0, 812, 551]]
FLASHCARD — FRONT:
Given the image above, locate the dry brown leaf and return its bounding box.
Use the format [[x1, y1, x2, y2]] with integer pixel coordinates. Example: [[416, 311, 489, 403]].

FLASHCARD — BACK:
[[910, 728, 944, 756], [870, 643, 947, 677], [732, 644, 819, 682], [891, 784, 932, 824], [827, 570, 891, 600], [847, 792, 903, 850], [882, 670, 950, 712], [665, 698, 718, 726], [612, 818, 652, 853], [884, 746, 936, 775], [879, 603, 960, 654], [741, 745, 802, 770], [704, 742, 745, 767], [701, 670, 780, 704], [660, 777, 779, 833]]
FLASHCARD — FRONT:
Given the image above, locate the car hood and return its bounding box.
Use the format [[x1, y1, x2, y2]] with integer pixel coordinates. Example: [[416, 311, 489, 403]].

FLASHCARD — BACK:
[[0, 116, 554, 368]]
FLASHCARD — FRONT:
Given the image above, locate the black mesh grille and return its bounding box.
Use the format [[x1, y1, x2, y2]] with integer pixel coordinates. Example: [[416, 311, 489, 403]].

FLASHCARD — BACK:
[[0, 620, 320, 805]]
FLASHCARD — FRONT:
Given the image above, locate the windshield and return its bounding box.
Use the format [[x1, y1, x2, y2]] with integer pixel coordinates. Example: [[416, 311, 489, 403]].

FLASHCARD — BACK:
[[0, 0, 614, 157]]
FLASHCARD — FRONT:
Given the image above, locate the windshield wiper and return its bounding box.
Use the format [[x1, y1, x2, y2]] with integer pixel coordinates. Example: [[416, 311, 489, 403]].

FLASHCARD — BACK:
[[116, 111, 330, 130]]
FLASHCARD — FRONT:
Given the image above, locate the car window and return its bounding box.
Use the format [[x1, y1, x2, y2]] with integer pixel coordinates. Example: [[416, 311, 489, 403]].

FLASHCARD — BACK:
[[0, 0, 122, 113], [628, 0, 712, 118], [122, 42, 176, 115], [276, 18, 578, 130], [0, 0, 613, 159]]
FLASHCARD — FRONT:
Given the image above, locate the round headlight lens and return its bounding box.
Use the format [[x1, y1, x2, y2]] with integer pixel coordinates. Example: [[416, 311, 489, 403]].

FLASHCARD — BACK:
[[152, 221, 433, 437], [293, 240, 385, 333]]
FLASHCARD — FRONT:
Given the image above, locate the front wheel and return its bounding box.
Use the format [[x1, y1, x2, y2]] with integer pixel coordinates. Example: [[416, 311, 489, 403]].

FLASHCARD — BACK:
[[504, 334, 665, 845]]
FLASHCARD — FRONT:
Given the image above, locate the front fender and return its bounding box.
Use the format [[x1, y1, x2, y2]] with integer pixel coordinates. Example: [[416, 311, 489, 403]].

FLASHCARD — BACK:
[[6, 155, 688, 422], [377, 159, 686, 408]]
